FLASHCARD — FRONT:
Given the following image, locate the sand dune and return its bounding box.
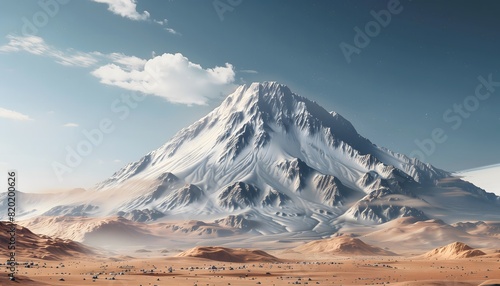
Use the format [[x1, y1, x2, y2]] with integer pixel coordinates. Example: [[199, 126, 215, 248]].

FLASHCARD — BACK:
[[293, 236, 395, 256], [176, 246, 281, 262], [359, 217, 498, 253], [0, 221, 93, 260], [423, 241, 486, 259]]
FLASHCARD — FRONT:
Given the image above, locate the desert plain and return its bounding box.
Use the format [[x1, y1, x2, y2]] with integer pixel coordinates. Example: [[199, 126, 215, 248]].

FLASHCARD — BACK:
[[2, 230, 499, 286]]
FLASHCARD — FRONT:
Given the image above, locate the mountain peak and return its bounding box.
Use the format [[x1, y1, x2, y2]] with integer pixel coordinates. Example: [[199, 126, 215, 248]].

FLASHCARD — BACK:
[[220, 81, 293, 110], [219, 81, 360, 139], [249, 81, 288, 93]]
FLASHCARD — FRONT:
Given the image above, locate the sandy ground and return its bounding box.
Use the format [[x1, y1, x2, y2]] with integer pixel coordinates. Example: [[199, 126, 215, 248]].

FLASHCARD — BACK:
[[1, 254, 499, 286]]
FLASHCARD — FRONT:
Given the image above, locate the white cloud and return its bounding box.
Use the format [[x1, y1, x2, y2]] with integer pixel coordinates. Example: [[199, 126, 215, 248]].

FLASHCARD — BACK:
[[90, 0, 175, 32], [108, 53, 147, 70], [63, 123, 79, 127], [240, 69, 258, 74], [153, 18, 179, 35], [0, 107, 33, 121], [154, 19, 167, 25], [0, 35, 100, 67], [165, 28, 181, 35], [0, 34, 47, 55], [92, 53, 236, 105], [91, 0, 150, 21], [113, 159, 122, 163]]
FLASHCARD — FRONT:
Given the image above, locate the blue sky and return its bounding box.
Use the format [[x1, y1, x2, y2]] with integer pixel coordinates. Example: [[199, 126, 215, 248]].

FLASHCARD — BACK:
[[1, 0, 499, 193]]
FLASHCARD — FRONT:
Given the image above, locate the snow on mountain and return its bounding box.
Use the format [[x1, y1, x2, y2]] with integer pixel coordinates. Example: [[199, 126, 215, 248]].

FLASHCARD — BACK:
[[456, 164, 500, 196], [6, 82, 500, 238], [117, 209, 165, 222], [214, 214, 257, 230]]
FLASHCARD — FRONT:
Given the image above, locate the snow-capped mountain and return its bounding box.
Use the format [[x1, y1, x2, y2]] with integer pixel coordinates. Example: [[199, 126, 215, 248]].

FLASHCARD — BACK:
[[97, 82, 448, 191], [88, 82, 498, 224], [7, 82, 500, 238]]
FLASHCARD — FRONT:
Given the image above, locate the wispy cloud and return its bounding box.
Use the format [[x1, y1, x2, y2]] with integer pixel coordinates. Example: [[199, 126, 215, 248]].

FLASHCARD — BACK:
[[0, 35, 142, 69], [63, 123, 79, 127], [240, 69, 258, 74], [90, 1, 180, 34], [165, 28, 181, 35], [108, 53, 147, 70], [154, 18, 168, 25], [0, 107, 33, 121], [152, 18, 180, 35], [0, 35, 100, 67], [92, 53, 236, 105], [90, 0, 150, 21]]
